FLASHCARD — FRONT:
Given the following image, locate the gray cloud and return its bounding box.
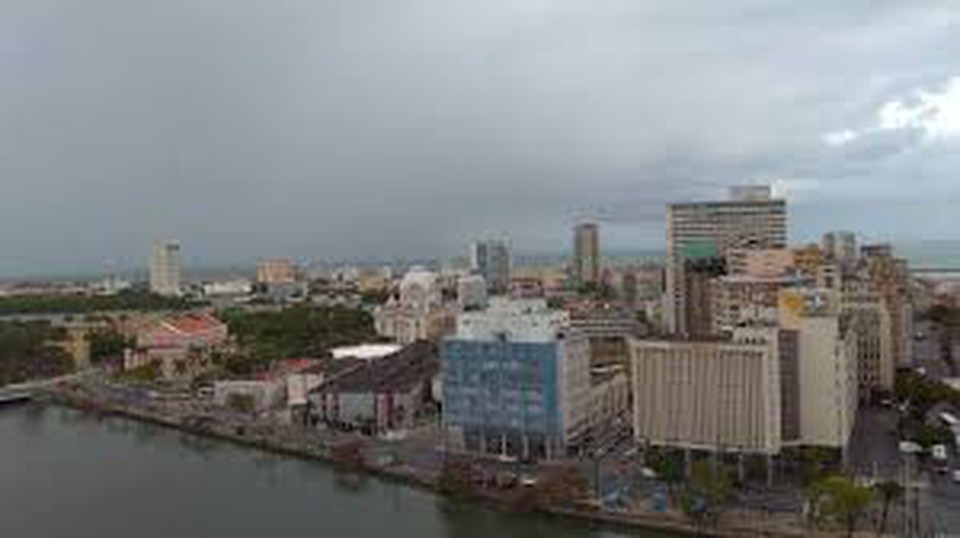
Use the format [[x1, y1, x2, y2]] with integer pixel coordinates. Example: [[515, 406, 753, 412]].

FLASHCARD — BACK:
[[0, 0, 958, 276]]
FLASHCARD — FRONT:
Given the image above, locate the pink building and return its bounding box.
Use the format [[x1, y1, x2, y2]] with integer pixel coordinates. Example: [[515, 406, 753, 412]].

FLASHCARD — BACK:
[[125, 312, 229, 380]]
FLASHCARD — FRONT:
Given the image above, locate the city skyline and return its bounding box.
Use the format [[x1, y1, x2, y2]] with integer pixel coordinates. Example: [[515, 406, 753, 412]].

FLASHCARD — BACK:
[[0, 1, 958, 277]]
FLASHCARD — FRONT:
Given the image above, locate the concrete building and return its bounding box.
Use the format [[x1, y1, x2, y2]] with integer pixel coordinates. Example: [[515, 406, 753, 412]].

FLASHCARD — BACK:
[[842, 289, 895, 401], [150, 240, 182, 297], [822, 232, 858, 264], [457, 274, 488, 311], [568, 301, 645, 368], [573, 222, 600, 289], [778, 288, 858, 449], [665, 186, 787, 335], [792, 244, 824, 279], [712, 274, 801, 334], [860, 244, 914, 367], [630, 328, 785, 454], [256, 258, 297, 285], [728, 248, 795, 278], [681, 257, 727, 337], [374, 267, 456, 344], [469, 239, 511, 295], [441, 299, 627, 459]]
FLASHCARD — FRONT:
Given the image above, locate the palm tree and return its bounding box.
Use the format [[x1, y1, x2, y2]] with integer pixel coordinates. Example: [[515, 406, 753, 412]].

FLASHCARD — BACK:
[[873, 480, 904, 537]]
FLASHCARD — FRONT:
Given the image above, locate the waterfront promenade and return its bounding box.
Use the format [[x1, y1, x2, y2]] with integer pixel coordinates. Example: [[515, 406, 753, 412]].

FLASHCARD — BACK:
[[39, 377, 827, 538]]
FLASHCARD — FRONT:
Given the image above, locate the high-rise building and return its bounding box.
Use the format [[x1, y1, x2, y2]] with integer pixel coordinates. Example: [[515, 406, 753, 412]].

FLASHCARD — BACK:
[[469, 239, 511, 295], [822, 232, 858, 264], [860, 244, 913, 367], [256, 258, 297, 285], [150, 240, 182, 297], [573, 222, 600, 289], [665, 185, 787, 335], [441, 299, 628, 460]]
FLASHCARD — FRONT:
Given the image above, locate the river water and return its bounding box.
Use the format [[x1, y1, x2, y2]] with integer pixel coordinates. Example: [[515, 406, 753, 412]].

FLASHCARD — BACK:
[[0, 405, 661, 538]]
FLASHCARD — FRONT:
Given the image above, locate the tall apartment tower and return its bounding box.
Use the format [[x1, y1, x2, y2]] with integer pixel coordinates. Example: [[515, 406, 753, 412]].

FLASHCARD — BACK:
[[665, 185, 787, 335], [822, 231, 858, 263], [573, 222, 600, 289], [150, 240, 182, 297], [469, 239, 511, 295]]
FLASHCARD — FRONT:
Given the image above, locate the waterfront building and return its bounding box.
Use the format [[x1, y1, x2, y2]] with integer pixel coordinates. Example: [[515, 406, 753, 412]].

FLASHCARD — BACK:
[[309, 341, 438, 435], [374, 267, 456, 344], [469, 239, 511, 295], [441, 299, 625, 459], [573, 222, 601, 290], [150, 240, 182, 297], [664, 186, 787, 335], [256, 258, 297, 285], [630, 328, 785, 455], [124, 312, 229, 381]]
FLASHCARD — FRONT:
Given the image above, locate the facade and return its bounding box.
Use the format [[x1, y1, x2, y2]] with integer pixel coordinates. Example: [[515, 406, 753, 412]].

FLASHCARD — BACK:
[[457, 274, 488, 311], [309, 341, 438, 435], [792, 244, 823, 278], [256, 258, 297, 285], [665, 186, 787, 335], [374, 267, 456, 344], [630, 328, 784, 454], [682, 257, 727, 337], [214, 379, 286, 412], [712, 275, 801, 334], [124, 312, 229, 380], [842, 289, 895, 401], [860, 244, 913, 367], [573, 223, 601, 289], [469, 239, 511, 295], [441, 299, 600, 459], [728, 248, 795, 278], [150, 240, 182, 297], [778, 288, 858, 449], [568, 302, 645, 368]]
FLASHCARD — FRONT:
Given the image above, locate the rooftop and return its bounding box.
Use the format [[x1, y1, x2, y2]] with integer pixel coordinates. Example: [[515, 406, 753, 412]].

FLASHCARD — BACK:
[[331, 344, 402, 361]]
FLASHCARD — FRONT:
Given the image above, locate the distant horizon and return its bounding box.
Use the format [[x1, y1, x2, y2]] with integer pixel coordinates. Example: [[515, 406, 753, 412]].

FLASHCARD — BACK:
[[5, 239, 960, 284]]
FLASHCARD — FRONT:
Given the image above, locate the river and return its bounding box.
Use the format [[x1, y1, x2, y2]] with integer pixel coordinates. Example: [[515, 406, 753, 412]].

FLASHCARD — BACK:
[[0, 405, 663, 538]]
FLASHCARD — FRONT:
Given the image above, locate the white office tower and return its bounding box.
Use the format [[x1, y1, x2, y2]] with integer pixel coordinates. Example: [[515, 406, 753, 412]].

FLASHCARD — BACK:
[[665, 185, 787, 335], [150, 240, 182, 297]]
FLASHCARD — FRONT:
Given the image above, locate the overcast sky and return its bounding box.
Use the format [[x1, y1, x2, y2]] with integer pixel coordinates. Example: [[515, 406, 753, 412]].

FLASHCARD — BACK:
[[1, 0, 958, 275]]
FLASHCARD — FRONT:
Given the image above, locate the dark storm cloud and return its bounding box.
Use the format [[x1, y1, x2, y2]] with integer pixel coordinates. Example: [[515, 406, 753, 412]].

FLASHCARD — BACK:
[[0, 0, 958, 275]]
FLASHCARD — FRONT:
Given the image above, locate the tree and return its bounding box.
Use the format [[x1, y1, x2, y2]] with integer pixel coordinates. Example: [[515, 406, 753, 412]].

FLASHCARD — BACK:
[[679, 460, 732, 530], [88, 328, 132, 364], [437, 459, 475, 499], [533, 465, 590, 509], [646, 447, 685, 503], [817, 475, 873, 538], [873, 480, 903, 537]]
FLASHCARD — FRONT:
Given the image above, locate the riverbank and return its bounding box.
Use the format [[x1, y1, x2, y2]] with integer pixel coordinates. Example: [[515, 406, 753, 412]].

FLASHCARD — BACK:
[[43, 386, 812, 538]]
